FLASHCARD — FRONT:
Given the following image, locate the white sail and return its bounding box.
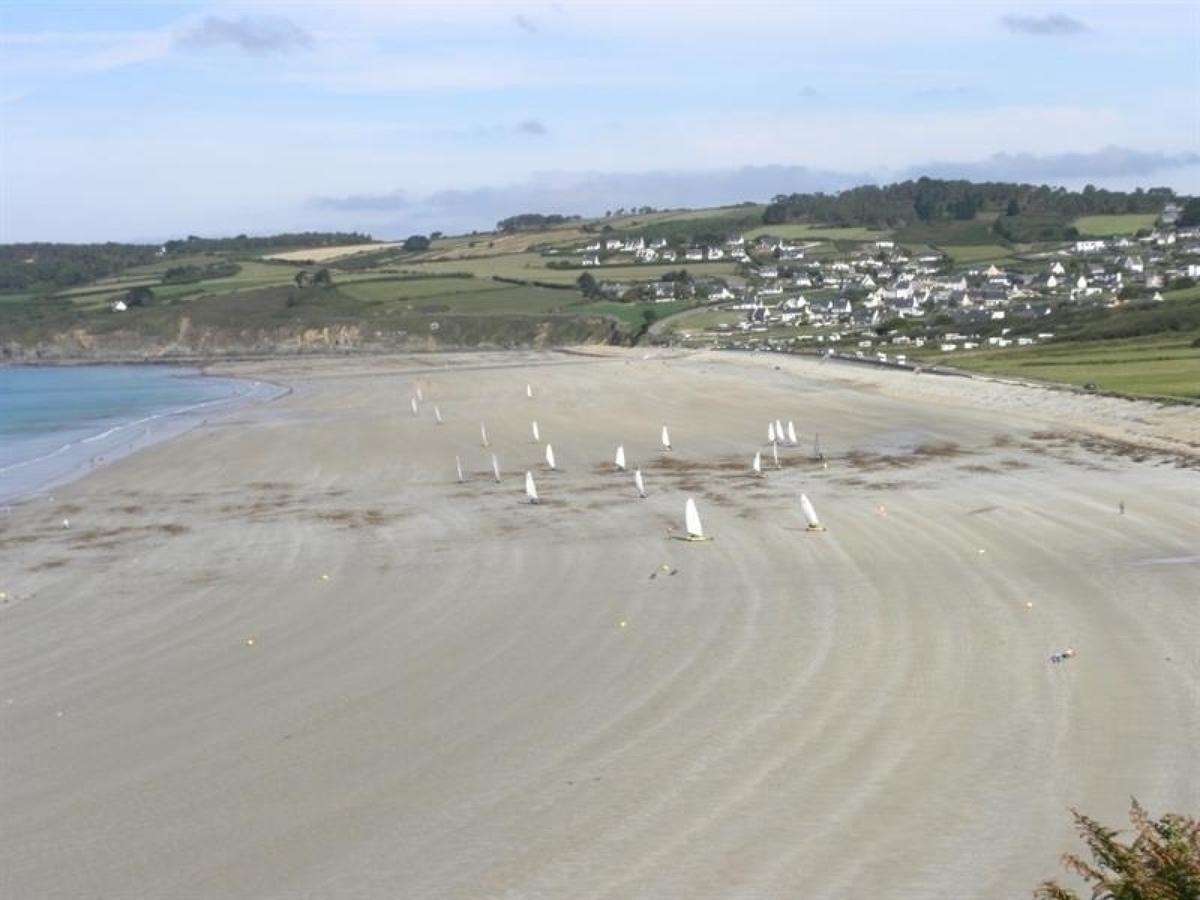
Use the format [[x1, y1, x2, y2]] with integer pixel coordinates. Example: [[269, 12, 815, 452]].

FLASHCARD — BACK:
[[787, 420, 798, 445], [812, 432, 823, 460], [775, 419, 785, 443], [491, 453, 501, 482], [410, 396, 419, 416], [545, 443, 556, 470], [685, 498, 704, 540], [480, 423, 489, 447], [752, 451, 762, 475], [661, 425, 671, 450], [525, 471, 539, 504], [416, 385, 424, 402], [434, 405, 443, 424], [526, 383, 533, 399], [767, 421, 776, 444], [615, 445, 626, 471], [531, 420, 540, 442], [455, 455, 464, 483], [773, 441, 780, 469], [801, 493, 822, 530], [634, 468, 646, 498]]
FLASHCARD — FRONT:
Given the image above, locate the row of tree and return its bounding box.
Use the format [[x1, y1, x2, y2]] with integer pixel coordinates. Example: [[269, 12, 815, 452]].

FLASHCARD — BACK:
[[764, 179, 1175, 228], [497, 213, 580, 233], [0, 242, 160, 292], [162, 232, 373, 254]]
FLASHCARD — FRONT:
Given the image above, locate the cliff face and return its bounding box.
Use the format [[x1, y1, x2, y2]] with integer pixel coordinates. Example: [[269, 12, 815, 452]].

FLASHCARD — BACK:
[[0, 314, 634, 362]]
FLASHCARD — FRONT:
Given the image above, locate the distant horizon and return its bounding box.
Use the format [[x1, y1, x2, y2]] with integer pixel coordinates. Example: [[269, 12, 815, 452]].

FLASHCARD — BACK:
[[2, 1, 1196, 243], [4, 164, 1195, 246]]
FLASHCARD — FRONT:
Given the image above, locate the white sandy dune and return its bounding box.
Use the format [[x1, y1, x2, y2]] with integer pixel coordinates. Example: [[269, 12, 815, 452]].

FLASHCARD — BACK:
[[1, 349, 1197, 899]]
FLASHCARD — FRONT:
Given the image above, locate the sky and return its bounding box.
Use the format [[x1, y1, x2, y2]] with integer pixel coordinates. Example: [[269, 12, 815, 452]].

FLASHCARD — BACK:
[[1, 0, 1197, 242]]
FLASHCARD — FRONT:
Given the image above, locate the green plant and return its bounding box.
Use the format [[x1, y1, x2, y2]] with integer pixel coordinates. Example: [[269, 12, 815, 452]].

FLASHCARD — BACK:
[[1035, 800, 1200, 899]]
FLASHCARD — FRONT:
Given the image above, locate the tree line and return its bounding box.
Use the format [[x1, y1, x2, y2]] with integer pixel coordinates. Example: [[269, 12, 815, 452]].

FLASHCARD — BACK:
[[162, 232, 373, 254], [497, 213, 580, 233], [764, 179, 1175, 228], [0, 242, 160, 292]]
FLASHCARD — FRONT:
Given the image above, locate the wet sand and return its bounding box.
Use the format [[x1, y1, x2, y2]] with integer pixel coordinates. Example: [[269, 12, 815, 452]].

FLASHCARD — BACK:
[[2, 349, 1197, 899]]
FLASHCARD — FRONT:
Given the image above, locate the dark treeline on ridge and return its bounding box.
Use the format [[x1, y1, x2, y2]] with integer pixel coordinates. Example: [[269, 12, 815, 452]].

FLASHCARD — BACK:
[[0, 243, 161, 292], [497, 213, 581, 233], [0, 232, 373, 292], [764, 178, 1175, 228], [161, 232, 373, 254]]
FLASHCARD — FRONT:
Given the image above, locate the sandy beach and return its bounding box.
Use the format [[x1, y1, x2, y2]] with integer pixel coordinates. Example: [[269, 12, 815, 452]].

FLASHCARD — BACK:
[[2, 348, 1197, 899]]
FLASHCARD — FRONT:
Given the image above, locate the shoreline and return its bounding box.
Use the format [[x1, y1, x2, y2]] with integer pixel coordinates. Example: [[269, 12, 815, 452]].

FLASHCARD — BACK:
[[0, 368, 287, 507]]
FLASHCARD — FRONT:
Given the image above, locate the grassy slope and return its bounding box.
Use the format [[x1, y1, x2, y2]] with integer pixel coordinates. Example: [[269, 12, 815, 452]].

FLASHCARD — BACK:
[[744, 224, 883, 241], [570, 299, 695, 326], [1072, 213, 1158, 236], [912, 333, 1200, 400], [936, 244, 1015, 264], [396, 254, 739, 285], [2, 203, 1188, 373]]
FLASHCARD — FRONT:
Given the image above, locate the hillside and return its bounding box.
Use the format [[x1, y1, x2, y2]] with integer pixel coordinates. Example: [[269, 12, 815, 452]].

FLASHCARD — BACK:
[[0, 181, 1194, 377]]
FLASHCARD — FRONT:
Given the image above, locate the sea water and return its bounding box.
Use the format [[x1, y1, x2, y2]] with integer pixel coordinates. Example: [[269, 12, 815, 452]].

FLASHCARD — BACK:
[[0, 366, 279, 504]]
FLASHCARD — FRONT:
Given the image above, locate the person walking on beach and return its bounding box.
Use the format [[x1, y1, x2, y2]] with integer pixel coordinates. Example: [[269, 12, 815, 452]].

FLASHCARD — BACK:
[[1119, 500, 1125, 515]]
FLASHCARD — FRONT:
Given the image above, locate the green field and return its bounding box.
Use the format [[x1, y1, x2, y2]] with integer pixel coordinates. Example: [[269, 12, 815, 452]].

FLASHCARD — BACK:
[[655, 306, 743, 333], [606, 205, 765, 229], [744, 223, 884, 242], [570, 299, 695, 326], [1072, 214, 1158, 237], [337, 276, 496, 303], [399, 254, 739, 285], [936, 244, 1015, 264], [895, 215, 1002, 246], [916, 333, 1200, 400], [390, 284, 572, 315]]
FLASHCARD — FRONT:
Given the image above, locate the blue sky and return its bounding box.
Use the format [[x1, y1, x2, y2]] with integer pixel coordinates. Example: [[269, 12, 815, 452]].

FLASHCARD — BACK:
[[1, 1, 1197, 242]]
